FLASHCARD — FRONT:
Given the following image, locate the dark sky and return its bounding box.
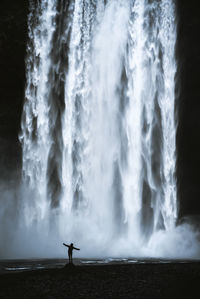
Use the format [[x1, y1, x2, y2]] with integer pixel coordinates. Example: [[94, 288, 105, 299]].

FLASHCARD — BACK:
[[0, 0, 200, 218]]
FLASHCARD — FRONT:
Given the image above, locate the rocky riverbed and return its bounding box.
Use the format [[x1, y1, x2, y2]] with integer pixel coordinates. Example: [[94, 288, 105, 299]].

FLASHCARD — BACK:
[[0, 262, 200, 298]]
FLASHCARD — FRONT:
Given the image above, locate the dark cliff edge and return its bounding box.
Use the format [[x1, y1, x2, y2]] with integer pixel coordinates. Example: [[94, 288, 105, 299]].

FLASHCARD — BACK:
[[0, 0, 200, 217], [0, 0, 28, 178], [176, 0, 200, 218]]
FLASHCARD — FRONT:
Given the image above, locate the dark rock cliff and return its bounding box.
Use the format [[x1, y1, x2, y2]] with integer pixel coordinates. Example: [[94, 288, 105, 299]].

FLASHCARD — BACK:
[[0, 0, 28, 175], [176, 0, 200, 217]]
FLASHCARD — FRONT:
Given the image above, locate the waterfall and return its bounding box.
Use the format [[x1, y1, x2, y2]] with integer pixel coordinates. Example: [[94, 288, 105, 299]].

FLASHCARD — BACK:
[[20, 0, 177, 256]]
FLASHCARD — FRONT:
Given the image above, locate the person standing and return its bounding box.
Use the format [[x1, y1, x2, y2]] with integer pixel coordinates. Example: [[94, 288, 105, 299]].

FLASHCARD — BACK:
[[63, 243, 80, 264]]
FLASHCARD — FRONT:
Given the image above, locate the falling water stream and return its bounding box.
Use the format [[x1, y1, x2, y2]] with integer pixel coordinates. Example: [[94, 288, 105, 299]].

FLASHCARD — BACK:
[[20, 0, 177, 257]]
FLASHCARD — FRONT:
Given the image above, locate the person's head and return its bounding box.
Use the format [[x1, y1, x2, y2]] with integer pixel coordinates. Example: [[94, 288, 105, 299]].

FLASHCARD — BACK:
[[71, 243, 73, 246]]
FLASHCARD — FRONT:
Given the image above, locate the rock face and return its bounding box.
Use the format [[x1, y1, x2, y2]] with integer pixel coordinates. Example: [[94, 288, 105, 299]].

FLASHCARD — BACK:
[[0, 0, 28, 174], [0, 0, 199, 216], [176, 0, 200, 217]]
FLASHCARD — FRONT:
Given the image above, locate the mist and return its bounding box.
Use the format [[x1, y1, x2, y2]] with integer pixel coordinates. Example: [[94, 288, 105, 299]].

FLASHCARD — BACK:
[[0, 173, 200, 260]]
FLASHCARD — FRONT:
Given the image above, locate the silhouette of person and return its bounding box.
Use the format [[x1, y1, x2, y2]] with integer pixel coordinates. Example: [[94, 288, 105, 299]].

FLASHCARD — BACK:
[[63, 243, 80, 264]]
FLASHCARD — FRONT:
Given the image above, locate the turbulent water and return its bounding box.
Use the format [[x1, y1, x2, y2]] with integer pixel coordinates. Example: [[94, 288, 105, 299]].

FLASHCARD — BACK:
[[19, 0, 177, 257]]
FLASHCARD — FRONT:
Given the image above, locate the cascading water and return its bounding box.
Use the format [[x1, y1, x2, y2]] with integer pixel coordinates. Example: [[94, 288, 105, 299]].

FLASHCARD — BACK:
[[20, 0, 177, 257]]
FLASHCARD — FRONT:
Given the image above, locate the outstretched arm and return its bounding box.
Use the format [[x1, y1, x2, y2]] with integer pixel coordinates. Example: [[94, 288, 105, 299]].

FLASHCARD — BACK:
[[73, 247, 80, 250], [63, 243, 70, 248]]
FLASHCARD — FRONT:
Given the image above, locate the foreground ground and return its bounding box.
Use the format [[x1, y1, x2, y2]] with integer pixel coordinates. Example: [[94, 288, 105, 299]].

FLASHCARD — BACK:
[[0, 262, 200, 298]]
